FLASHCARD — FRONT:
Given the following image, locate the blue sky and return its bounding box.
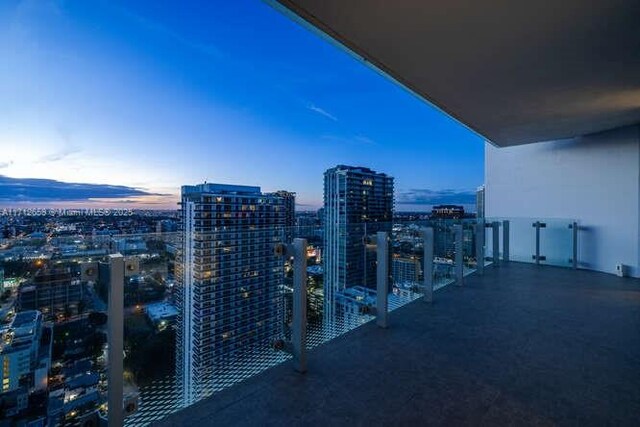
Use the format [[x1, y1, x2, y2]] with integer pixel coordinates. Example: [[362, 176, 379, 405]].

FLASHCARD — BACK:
[[0, 0, 484, 210]]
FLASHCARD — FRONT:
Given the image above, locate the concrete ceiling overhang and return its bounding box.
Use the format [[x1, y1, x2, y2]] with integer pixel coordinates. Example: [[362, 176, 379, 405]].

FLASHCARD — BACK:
[[269, 0, 640, 146]]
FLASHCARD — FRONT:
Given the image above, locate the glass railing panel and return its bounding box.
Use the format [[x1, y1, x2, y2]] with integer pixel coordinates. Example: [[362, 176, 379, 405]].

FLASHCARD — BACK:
[[461, 219, 478, 276], [430, 219, 456, 290], [111, 231, 179, 425], [494, 217, 531, 263], [486, 217, 576, 268], [304, 222, 379, 349], [105, 228, 291, 426], [1, 213, 582, 426], [290, 224, 326, 350], [483, 219, 498, 263], [389, 222, 425, 311], [1, 233, 113, 425], [538, 218, 575, 267]]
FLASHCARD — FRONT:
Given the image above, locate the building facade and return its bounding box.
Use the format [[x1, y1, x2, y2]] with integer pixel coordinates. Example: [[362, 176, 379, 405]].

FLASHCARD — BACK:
[[272, 191, 296, 228], [0, 311, 52, 419], [176, 183, 292, 405], [19, 267, 83, 321], [323, 166, 394, 321]]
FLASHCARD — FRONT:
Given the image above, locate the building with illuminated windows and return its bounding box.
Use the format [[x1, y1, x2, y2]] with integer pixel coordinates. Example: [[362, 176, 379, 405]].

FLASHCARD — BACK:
[[176, 183, 292, 405], [0, 310, 52, 419], [323, 165, 394, 321]]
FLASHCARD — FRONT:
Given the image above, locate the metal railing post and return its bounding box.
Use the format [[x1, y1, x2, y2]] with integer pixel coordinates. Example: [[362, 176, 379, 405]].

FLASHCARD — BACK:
[[422, 227, 434, 302], [534, 221, 541, 265], [570, 222, 578, 269], [376, 232, 389, 328], [502, 220, 510, 262], [108, 254, 124, 427], [492, 221, 500, 265], [292, 238, 308, 373], [475, 221, 484, 275], [532, 221, 547, 264], [454, 225, 464, 286]]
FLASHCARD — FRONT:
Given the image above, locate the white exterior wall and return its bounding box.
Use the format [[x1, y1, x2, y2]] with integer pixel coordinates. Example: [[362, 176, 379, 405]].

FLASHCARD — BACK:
[[485, 125, 640, 277]]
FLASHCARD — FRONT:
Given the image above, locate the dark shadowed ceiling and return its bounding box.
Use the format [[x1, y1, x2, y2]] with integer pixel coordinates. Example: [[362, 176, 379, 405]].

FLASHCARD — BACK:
[[269, 0, 640, 146]]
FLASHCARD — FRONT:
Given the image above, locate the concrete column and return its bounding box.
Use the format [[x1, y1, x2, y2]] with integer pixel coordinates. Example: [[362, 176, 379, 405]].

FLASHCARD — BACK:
[[492, 221, 500, 265], [292, 238, 308, 373], [475, 221, 484, 275], [502, 220, 510, 262], [376, 232, 389, 328], [571, 222, 578, 269], [108, 254, 124, 427], [422, 227, 434, 302], [454, 225, 464, 286]]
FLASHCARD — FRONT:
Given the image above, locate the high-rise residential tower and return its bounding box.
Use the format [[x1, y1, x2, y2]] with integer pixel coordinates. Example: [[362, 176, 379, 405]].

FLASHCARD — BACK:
[[272, 191, 296, 228], [176, 183, 292, 405], [323, 166, 394, 318]]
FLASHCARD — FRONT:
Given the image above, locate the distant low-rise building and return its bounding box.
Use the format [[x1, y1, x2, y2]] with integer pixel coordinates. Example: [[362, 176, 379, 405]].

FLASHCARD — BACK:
[[156, 219, 178, 234], [334, 286, 377, 320], [112, 237, 148, 254], [145, 301, 179, 331], [431, 205, 465, 219]]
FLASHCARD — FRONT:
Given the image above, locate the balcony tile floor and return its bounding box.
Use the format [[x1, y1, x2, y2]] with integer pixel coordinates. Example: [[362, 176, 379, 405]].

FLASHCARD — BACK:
[[157, 263, 640, 426]]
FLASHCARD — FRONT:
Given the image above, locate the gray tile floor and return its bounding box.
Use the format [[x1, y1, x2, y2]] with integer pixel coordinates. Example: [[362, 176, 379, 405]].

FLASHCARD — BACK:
[[156, 263, 640, 426]]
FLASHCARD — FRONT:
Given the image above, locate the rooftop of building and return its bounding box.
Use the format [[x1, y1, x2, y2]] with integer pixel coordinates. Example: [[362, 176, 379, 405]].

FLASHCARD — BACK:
[[1, 310, 42, 353], [181, 183, 262, 196], [335, 285, 377, 306], [324, 165, 392, 177], [145, 301, 179, 322]]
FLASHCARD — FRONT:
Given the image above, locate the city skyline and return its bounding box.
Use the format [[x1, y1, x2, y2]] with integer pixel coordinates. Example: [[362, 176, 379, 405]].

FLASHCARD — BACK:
[[0, 0, 484, 211]]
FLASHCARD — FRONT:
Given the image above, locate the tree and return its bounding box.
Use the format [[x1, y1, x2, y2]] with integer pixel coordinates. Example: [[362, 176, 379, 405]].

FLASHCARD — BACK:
[[77, 300, 87, 315], [64, 304, 73, 320], [88, 311, 108, 326]]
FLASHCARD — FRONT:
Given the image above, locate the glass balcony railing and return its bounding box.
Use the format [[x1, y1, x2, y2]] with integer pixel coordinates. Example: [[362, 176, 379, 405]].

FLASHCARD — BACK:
[[0, 216, 578, 426], [484, 217, 577, 268]]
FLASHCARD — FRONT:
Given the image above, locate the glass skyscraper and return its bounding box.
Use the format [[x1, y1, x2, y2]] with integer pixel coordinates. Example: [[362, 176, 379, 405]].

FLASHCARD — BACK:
[[176, 183, 293, 405], [323, 166, 394, 320]]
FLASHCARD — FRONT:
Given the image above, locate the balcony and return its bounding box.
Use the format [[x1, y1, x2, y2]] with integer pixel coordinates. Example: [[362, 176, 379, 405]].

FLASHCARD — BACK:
[[157, 261, 639, 426], [2, 216, 639, 425]]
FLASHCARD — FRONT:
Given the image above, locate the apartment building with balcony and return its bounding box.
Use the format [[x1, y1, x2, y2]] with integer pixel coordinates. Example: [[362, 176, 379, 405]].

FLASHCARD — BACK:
[[176, 183, 292, 405]]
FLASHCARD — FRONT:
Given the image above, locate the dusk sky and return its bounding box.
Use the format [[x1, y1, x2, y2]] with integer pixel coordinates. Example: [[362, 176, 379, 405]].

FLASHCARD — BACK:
[[0, 0, 484, 210]]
